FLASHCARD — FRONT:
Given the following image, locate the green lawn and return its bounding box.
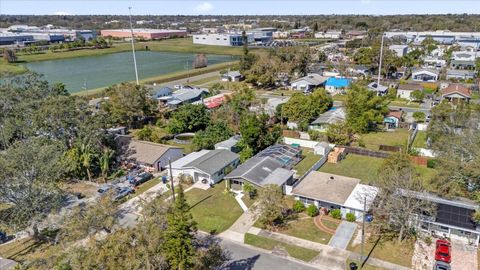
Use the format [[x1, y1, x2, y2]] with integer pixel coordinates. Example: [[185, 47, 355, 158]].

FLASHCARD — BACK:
[[412, 131, 428, 148], [189, 75, 221, 87], [244, 233, 319, 262], [133, 177, 161, 197], [185, 183, 243, 234], [282, 217, 334, 245], [352, 129, 410, 151], [0, 62, 28, 77], [332, 94, 347, 102], [294, 149, 322, 177], [319, 154, 436, 184], [389, 99, 421, 108], [323, 219, 340, 231], [347, 229, 414, 268]]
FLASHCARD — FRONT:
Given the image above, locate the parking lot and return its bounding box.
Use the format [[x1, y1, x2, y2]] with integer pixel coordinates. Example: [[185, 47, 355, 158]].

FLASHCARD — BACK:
[[412, 237, 477, 270]]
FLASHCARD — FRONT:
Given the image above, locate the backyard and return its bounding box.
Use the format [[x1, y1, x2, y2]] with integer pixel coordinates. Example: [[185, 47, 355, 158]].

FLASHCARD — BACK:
[[412, 131, 428, 148], [319, 154, 437, 185], [244, 233, 319, 262], [185, 183, 243, 234], [351, 129, 410, 151], [293, 149, 322, 177]]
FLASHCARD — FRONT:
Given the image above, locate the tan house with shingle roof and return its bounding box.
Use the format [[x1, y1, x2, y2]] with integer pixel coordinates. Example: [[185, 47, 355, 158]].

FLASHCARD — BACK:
[[441, 84, 471, 103]]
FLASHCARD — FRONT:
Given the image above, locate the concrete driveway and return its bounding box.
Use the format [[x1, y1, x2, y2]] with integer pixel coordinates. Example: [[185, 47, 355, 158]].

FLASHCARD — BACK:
[[328, 221, 357, 250]]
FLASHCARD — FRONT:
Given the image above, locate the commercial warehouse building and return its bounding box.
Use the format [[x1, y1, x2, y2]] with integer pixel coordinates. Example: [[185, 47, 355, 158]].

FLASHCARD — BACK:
[[193, 33, 252, 46], [101, 29, 187, 40]]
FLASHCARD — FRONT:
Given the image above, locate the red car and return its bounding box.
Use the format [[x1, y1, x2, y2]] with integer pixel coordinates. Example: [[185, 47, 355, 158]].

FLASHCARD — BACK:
[[435, 239, 451, 264]]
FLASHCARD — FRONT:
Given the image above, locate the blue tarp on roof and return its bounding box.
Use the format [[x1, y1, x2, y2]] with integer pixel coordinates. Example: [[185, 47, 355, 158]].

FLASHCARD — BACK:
[[325, 77, 350, 88]]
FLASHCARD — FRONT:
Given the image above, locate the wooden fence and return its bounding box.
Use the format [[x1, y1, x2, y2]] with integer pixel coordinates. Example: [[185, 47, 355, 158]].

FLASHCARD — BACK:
[[379, 145, 402, 152], [340, 146, 390, 158]]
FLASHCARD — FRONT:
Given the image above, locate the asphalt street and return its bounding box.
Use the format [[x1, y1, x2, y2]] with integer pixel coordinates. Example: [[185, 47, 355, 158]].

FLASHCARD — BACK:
[[219, 238, 322, 270]]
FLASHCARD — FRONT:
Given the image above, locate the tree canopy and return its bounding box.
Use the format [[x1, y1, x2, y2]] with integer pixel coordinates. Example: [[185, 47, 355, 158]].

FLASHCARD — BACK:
[[166, 104, 211, 134]]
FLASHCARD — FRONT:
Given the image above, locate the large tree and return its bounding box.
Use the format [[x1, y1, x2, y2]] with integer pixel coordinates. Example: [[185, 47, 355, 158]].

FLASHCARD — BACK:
[[0, 138, 65, 235], [193, 121, 233, 150], [345, 84, 389, 134], [102, 83, 156, 127], [372, 153, 434, 243], [253, 184, 287, 229], [166, 104, 211, 134], [239, 113, 280, 154]]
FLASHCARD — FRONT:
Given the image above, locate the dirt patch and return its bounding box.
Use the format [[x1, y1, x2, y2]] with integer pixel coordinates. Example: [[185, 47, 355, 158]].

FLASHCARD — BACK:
[[62, 181, 99, 198], [411, 238, 435, 270]]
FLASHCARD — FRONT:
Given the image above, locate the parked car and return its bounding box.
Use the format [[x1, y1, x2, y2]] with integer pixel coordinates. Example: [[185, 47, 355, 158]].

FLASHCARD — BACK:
[[435, 239, 451, 263], [113, 187, 135, 201], [433, 261, 451, 270], [426, 114, 432, 123], [97, 185, 113, 194], [129, 172, 153, 186], [0, 230, 7, 244]]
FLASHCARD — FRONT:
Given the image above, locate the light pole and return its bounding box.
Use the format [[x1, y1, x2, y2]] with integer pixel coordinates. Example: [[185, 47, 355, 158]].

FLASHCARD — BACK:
[[128, 6, 139, 85], [377, 33, 385, 86]]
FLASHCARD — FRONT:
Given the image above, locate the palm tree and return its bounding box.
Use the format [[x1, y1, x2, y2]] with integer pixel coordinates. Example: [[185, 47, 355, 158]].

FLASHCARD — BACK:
[[99, 148, 114, 183], [79, 143, 95, 181]]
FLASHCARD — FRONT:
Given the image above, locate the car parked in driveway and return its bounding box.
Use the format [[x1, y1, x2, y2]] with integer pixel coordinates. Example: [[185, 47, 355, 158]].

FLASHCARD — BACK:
[[433, 261, 451, 270], [97, 185, 113, 194], [435, 239, 451, 264], [129, 172, 153, 187], [114, 187, 135, 201]]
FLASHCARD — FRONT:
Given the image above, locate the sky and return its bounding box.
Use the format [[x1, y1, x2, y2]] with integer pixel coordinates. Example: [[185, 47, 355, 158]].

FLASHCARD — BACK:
[[1, 0, 479, 16]]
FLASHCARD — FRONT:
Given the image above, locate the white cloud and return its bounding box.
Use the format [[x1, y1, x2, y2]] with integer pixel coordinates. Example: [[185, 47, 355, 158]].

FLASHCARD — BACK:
[[53, 11, 70, 16], [194, 2, 213, 13]]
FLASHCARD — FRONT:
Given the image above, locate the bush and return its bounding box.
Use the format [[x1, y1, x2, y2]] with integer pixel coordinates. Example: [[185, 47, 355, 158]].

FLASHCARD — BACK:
[[306, 204, 319, 217], [425, 236, 432, 246], [427, 159, 438, 169], [346, 212, 356, 222], [330, 209, 342, 219], [293, 200, 306, 213]]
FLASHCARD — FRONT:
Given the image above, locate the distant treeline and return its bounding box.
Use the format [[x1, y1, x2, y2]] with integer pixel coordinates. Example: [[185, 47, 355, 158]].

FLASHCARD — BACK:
[[1, 14, 480, 32]]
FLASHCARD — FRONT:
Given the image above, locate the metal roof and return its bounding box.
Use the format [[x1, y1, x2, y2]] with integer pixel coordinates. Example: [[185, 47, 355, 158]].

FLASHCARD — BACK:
[[256, 144, 302, 169]]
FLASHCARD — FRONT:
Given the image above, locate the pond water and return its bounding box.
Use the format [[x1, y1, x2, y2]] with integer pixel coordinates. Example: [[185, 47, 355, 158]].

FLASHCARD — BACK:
[[23, 51, 235, 93]]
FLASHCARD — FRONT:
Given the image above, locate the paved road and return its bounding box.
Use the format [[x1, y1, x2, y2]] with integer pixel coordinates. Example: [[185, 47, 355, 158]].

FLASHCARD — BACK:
[[328, 221, 357, 250], [219, 238, 320, 270]]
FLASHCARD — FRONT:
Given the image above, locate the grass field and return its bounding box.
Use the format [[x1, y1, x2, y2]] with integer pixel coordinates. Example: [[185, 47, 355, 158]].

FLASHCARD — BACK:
[[352, 129, 410, 151], [293, 149, 321, 177], [244, 233, 319, 262], [282, 217, 334, 245], [0, 62, 28, 77], [412, 131, 428, 148], [319, 154, 437, 184], [348, 229, 414, 268], [134, 177, 161, 197], [185, 183, 243, 234], [189, 75, 221, 87], [17, 38, 244, 63], [389, 99, 421, 108]]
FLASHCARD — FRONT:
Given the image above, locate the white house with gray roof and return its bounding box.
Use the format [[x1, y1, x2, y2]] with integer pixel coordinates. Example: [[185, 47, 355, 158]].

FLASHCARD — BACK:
[[290, 73, 327, 92], [159, 88, 209, 108], [412, 68, 440, 82], [309, 107, 346, 132], [225, 156, 294, 193], [169, 149, 239, 184]]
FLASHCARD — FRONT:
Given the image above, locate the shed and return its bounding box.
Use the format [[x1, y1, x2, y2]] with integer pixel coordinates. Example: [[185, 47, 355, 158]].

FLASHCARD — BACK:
[[314, 142, 331, 156]]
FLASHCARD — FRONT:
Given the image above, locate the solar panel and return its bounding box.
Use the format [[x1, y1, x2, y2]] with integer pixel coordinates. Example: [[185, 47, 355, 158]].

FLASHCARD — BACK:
[[436, 203, 476, 230]]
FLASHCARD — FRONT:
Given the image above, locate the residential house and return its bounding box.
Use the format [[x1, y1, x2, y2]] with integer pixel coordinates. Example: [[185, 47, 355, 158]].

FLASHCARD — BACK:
[[290, 73, 327, 92], [450, 51, 478, 70], [325, 77, 350, 95], [441, 83, 471, 103], [221, 70, 244, 82], [292, 171, 378, 219], [345, 30, 366, 40], [412, 68, 439, 82], [159, 88, 209, 108], [214, 135, 241, 152], [446, 69, 476, 80], [397, 83, 424, 100], [367, 82, 389, 96], [401, 190, 480, 245], [389, 45, 409, 57], [423, 57, 447, 69], [309, 107, 346, 132], [393, 67, 408, 79], [119, 137, 184, 172], [169, 149, 240, 184], [147, 85, 173, 99], [225, 156, 294, 193], [347, 65, 371, 77], [203, 93, 232, 109], [384, 110, 403, 129]]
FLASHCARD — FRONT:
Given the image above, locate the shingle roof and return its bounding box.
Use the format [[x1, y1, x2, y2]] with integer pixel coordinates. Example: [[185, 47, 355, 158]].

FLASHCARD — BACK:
[[442, 84, 471, 98], [225, 156, 291, 187], [311, 107, 346, 125], [387, 110, 402, 120], [127, 140, 181, 165], [292, 74, 327, 86], [398, 83, 424, 91], [184, 149, 239, 175], [292, 171, 360, 205]]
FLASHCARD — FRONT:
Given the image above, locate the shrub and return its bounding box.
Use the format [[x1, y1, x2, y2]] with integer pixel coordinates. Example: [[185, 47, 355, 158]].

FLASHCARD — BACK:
[[306, 204, 319, 217], [427, 159, 438, 169], [358, 139, 366, 148], [293, 200, 306, 213], [425, 236, 432, 246], [346, 213, 356, 222], [330, 209, 342, 219]]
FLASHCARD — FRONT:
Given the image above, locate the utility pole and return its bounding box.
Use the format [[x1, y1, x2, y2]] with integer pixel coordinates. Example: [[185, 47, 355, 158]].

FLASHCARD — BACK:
[[377, 33, 385, 87], [128, 6, 139, 85], [168, 158, 175, 202], [360, 196, 367, 267]]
